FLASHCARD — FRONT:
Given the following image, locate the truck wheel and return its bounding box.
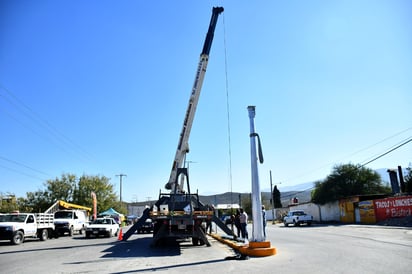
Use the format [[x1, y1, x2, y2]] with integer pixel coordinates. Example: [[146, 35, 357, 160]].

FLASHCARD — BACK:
[[79, 225, 84, 234], [12, 231, 24, 245], [39, 229, 48, 241], [69, 226, 74, 236]]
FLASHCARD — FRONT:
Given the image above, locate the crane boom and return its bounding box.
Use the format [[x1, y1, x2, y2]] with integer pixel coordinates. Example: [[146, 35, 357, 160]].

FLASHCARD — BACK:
[[165, 7, 224, 192]]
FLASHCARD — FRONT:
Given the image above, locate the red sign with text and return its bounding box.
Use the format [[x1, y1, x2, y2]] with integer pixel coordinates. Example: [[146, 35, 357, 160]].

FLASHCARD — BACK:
[[373, 196, 412, 221]]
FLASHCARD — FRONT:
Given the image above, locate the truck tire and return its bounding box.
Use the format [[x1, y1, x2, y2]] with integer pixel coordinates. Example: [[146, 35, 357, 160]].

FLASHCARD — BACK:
[[39, 229, 48, 241], [11, 231, 24, 245], [79, 225, 84, 235]]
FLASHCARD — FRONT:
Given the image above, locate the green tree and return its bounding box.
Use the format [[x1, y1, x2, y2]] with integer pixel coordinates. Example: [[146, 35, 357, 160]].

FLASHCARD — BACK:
[[73, 174, 124, 214], [18, 173, 122, 213], [272, 185, 282, 208], [45, 173, 77, 202], [0, 194, 18, 213], [404, 167, 412, 193], [311, 163, 391, 205], [24, 190, 50, 212]]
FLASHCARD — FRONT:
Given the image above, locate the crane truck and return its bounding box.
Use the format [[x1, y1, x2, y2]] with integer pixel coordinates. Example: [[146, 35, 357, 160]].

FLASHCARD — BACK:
[[123, 7, 233, 245]]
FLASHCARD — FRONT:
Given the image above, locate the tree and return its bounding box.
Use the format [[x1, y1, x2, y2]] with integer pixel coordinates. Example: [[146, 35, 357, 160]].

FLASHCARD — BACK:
[[0, 194, 18, 213], [45, 173, 77, 202], [404, 166, 412, 193], [24, 190, 50, 212], [18, 173, 123, 213], [311, 163, 391, 205], [272, 185, 282, 208], [74, 174, 124, 214]]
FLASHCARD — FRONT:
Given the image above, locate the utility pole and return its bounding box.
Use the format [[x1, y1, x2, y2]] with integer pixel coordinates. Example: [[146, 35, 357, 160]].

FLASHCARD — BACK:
[[116, 174, 127, 206], [270, 170, 275, 224]]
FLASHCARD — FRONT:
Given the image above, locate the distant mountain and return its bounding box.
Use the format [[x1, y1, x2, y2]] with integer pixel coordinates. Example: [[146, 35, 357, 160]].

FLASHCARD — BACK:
[[198, 190, 312, 208], [277, 181, 315, 192]]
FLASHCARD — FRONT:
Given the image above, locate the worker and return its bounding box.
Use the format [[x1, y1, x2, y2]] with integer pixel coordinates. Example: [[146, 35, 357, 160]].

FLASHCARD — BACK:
[[239, 208, 248, 239], [262, 205, 266, 237]]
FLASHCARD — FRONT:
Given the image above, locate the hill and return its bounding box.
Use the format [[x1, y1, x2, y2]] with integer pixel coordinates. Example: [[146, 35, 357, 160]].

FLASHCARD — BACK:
[[198, 189, 312, 208]]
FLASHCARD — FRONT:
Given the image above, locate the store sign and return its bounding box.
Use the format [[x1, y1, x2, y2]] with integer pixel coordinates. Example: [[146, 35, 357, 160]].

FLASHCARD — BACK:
[[373, 196, 412, 221]]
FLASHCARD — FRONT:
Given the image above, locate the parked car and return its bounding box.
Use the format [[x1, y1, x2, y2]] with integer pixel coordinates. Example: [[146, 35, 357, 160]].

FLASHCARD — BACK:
[[283, 210, 313, 227], [85, 217, 119, 238], [137, 218, 153, 234]]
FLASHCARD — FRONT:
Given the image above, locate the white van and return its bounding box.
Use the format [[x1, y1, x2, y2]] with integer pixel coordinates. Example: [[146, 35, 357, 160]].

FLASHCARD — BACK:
[[54, 210, 88, 236]]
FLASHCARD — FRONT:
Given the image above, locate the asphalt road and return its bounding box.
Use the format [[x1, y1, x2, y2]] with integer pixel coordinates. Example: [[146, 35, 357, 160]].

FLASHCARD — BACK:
[[0, 223, 411, 274]]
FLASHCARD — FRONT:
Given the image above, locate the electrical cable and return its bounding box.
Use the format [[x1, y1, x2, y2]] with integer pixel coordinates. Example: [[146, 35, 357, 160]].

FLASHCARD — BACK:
[[279, 128, 412, 186], [0, 84, 95, 162], [360, 136, 412, 167], [0, 156, 50, 176]]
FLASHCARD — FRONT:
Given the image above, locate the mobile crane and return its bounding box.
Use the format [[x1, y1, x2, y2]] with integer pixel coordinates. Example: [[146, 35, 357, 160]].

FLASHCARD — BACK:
[[123, 7, 231, 245]]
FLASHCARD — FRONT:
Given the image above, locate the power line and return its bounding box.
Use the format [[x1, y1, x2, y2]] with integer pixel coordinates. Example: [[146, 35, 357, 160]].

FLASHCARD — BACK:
[[360, 136, 412, 167], [0, 156, 50, 177], [0, 163, 46, 181], [279, 127, 412, 185], [0, 83, 96, 162]]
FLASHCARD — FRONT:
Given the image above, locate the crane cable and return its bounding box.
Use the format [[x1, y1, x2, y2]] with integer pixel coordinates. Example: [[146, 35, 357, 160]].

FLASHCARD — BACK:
[[222, 12, 234, 206]]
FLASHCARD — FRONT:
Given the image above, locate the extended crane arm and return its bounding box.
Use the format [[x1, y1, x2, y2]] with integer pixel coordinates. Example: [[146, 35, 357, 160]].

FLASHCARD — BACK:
[[165, 7, 224, 192]]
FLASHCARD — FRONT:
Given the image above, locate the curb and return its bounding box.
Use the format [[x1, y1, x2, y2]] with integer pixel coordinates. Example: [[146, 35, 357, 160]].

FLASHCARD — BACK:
[[209, 233, 276, 257]]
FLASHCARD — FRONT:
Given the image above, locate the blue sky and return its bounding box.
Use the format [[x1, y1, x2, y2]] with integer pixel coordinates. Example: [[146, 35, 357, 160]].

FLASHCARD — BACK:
[[1, 1, 411, 203]]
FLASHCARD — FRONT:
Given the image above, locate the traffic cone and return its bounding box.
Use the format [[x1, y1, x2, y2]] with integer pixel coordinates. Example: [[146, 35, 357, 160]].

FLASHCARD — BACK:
[[118, 228, 123, 241]]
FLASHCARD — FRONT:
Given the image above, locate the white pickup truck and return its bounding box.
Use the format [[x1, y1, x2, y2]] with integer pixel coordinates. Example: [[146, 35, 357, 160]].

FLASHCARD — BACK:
[[283, 210, 313, 227], [0, 213, 56, 244]]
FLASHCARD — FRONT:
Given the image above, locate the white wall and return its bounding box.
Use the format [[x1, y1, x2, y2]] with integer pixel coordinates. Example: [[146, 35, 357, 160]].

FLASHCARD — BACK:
[[319, 201, 340, 222], [289, 201, 340, 222]]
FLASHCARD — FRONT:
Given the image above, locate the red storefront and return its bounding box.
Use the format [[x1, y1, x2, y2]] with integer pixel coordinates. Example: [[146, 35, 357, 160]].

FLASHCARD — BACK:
[[373, 195, 412, 222]]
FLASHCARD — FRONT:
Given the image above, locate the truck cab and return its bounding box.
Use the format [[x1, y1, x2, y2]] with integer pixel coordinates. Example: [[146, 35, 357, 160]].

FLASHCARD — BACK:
[[54, 210, 87, 236], [0, 213, 55, 244]]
